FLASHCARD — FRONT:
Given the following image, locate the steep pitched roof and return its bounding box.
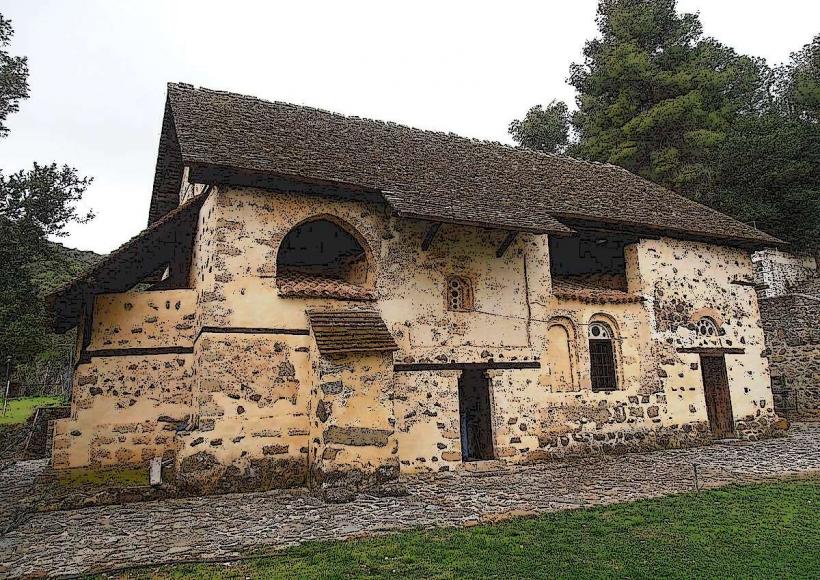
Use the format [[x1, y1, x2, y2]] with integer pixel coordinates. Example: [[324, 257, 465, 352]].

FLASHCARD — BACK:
[[151, 83, 782, 247]]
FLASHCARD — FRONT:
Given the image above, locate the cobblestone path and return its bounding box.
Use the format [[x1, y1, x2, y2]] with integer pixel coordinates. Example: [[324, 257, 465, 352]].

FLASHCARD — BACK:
[[1, 424, 818, 578]]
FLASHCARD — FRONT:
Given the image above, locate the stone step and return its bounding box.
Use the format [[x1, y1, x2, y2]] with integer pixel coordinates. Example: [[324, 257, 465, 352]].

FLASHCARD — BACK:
[[463, 460, 508, 474]]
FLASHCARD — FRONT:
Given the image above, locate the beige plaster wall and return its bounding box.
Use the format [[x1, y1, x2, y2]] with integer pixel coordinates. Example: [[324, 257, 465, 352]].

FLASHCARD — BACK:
[[309, 351, 399, 496], [54, 290, 197, 469], [56, 184, 779, 486], [89, 289, 196, 350], [632, 238, 776, 437]]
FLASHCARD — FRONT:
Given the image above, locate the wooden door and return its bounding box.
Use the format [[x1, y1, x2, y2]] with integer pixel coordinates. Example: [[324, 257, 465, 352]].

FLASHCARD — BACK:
[[700, 355, 734, 438], [458, 370, 494, 461]]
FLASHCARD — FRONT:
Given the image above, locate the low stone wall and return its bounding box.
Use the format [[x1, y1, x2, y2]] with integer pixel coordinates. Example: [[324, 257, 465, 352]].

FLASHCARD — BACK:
[[760, 294, 820, 419]]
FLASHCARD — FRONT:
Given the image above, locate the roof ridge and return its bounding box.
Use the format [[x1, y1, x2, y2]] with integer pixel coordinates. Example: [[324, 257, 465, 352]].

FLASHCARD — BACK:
[[167, 82, 620, 172]]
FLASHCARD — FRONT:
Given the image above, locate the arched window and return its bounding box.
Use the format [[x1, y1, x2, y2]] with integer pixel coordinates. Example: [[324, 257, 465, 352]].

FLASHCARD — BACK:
[[446, 275, 474, 311], [276, 217, 374, 299], [588, 322, 617, 392], [695, 317, 719, 337]]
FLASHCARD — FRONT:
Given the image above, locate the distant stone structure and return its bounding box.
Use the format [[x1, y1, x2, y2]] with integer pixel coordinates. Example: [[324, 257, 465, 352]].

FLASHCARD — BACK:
[[753, 249, 817, 299], [46, 84, 787, 499], [755, 249, 820, 419]]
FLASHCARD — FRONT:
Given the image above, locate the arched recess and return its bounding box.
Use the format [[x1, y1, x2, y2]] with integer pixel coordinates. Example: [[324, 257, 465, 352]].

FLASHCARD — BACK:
[[689, 307, 725, 336], [586, 313, 623, 392], [546, 317, 579, 392], [276, 214, 376, 294]]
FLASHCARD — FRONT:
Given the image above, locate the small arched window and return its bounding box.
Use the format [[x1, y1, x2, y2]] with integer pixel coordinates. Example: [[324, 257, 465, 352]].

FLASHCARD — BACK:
[[695, 317, 719, 337], [588, 322, 617, 392], [446, 276, 474, 311]]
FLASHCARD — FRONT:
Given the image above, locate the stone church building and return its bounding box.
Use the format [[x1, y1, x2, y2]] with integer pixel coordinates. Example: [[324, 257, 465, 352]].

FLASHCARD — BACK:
[[48, 83, 786, 497]]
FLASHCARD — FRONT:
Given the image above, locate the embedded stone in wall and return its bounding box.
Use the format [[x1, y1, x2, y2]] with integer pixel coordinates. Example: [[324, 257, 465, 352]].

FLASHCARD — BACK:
[[323, 426, 393, 447]]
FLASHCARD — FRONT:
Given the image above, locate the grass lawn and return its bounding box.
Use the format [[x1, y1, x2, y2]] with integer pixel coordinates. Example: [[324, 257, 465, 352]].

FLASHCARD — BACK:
[[0, 395, 63, 425], [114, 478, 819, 579]]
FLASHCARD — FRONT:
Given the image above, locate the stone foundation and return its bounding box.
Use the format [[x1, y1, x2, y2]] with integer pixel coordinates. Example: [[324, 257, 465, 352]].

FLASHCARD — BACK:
[[176, 451, 307, 495], [527, 420, 713, 460]]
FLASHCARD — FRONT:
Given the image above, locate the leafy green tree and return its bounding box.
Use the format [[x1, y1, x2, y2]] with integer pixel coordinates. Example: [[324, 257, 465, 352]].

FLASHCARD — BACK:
[[509, 100, 572, 153], [0, 165, 92, 366], [0, 13, 93, 371], [0, 14, 29, 137], [712, 113, 820, 254], [568, 0, 770, 199], [778, 34, 820, 122]]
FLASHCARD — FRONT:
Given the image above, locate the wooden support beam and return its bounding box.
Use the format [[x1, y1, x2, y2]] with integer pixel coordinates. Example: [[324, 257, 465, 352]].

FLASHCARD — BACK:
[[496, 232, 518, 258], [394, 360, 541, 372], [676, 347, 746, 355], [421, 222, 441, 251]]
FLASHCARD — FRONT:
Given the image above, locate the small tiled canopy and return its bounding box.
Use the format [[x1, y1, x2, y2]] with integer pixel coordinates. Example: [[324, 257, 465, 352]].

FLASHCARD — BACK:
[[307, 310, 399, 357], [277, 271, 376, 300]]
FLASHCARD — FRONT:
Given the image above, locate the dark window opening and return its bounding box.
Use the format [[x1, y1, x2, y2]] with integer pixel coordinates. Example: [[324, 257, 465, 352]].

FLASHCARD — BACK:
[[695, 317, 719, 337], [276, 218, 374, 300], [589, 322, 617, 392], [549, 231, 632, 291], [277, 219, 368, 282]]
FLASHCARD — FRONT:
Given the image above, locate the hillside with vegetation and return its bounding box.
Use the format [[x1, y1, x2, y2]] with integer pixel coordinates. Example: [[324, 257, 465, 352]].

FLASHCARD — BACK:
[[29, 241, 102, 295], [18, 242, 103, 384]]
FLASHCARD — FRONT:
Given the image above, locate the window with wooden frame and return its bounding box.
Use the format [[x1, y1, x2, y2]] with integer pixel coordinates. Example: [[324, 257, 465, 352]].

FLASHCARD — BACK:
[[446, 275, 474, 311], [588, 322, 617, 392]]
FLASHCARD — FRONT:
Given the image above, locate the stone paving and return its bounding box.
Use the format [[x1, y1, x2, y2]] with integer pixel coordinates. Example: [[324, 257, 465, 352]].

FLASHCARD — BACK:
[[1, 423, 819, 578]]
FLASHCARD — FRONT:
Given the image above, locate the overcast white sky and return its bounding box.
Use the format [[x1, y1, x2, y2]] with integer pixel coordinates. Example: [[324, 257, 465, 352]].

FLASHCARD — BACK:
[[1, 0, 818, 254]]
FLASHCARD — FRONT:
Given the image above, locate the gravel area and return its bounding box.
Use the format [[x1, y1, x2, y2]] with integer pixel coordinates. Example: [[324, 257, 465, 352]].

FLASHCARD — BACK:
[[1, 423, 818, 578]]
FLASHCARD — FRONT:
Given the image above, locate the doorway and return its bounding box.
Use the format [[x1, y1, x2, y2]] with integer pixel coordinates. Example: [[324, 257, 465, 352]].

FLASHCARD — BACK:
[[458, 370, 494, 461], [700, 355, 735, 438]]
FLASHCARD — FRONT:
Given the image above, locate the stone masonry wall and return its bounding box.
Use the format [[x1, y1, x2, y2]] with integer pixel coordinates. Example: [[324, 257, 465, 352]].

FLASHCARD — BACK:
[[752, 248, 817, 299], [760, 294, 820, 419], [53, 290, 197, 469], [56, 184, 784, 493], [633, 238, 778, 439], [309, 351, 399, 500]]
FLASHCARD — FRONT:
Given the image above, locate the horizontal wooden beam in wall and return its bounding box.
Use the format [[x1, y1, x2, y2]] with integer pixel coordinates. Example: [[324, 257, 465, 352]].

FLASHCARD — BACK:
[[676, 347, 746, 355], [197, 326, 310, 340], [82, 346, 194, 362], [730, 279, 763, 288], [394, 361, 541, 372]]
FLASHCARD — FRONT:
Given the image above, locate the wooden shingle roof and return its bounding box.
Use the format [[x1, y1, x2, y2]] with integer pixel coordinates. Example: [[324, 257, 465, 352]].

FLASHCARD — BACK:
[[47, 191, 209, 332], [150, 83, 782, 247], [307, 310, 399, 357]]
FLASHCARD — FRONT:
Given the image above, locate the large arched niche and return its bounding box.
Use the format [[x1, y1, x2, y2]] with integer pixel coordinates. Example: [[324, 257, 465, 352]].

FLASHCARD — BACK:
[[546, 317, 578, 392], [275, 214, 376, 297]]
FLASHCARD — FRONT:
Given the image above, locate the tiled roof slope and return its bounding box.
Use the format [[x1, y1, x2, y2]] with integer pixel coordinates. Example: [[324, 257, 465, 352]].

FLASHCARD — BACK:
[[307, 310, 399, 357], [793, 275, 820, 298], [552, 277, 644, 304], [277, 271, 376, 300], [156, 83, 782, 246]]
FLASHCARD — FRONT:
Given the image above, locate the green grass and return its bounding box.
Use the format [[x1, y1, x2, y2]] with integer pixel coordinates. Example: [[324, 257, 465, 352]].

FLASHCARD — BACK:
[[0, 395, 63, 425], [113, 478, 819, 579]]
